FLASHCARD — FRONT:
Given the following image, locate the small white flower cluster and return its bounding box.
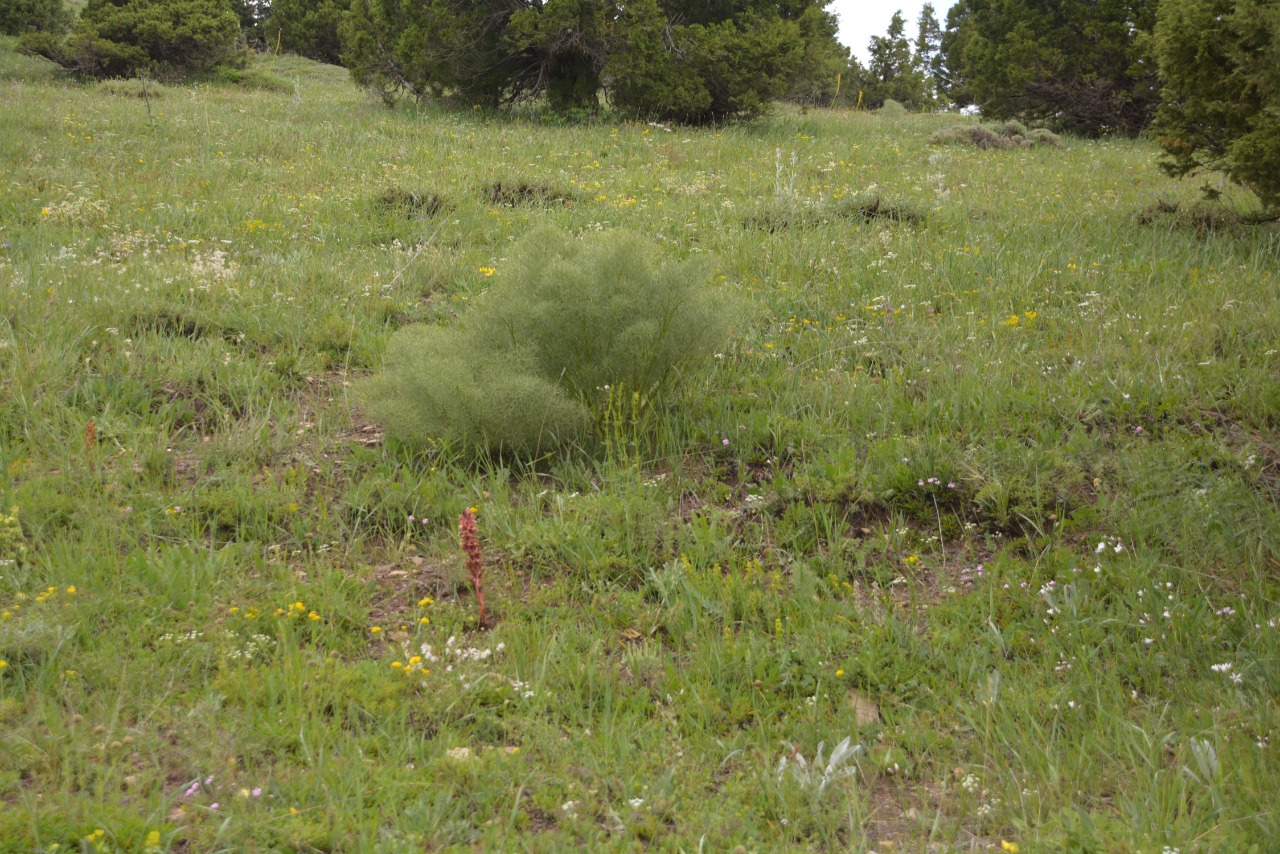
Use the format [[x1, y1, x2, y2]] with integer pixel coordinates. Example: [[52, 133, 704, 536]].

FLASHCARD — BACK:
[[1039, 580, 1080, 632], [1210, 663, 1243, 685], [1095, 536, 1125, 554], [157, 630, 203, 644], [420, 636, 506, 669], [418, 638, 534, 699], [225, 633, 277, 661], [190, 248, 238, 285]]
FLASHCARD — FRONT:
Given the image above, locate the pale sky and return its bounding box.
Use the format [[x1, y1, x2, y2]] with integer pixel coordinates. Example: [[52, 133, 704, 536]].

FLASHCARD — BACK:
[[830, 1, 958, 65]]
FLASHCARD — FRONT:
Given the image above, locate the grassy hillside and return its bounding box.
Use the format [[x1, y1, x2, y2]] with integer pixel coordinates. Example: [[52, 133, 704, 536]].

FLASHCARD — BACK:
[[1, 49, 1278, 851]]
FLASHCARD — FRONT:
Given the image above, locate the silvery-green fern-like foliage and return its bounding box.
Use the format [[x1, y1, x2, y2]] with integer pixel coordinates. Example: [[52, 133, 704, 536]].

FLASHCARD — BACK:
[[777, 737, 862, 795], [362, 226, 734, 459]]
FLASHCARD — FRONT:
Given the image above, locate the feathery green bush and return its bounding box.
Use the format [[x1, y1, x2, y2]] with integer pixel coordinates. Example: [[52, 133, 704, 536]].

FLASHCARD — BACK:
[[362, 227, 734, 459]]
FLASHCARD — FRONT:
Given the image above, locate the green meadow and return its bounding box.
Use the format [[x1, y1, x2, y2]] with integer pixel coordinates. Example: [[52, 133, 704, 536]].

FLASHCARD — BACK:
[[2, 44, 1278, 851]]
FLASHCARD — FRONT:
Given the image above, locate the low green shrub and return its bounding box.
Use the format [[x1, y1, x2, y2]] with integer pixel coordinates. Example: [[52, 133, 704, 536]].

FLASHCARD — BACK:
[[362, 227, 735, 459], [929, 122, 1062, 149], [876, 98, 908, 117], [20, 0, 243, 81], [0, 0, 71, 37]]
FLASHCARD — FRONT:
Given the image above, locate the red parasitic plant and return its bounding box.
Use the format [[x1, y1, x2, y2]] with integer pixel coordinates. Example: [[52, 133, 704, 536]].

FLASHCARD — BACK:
[[458, 507, 486, 626]]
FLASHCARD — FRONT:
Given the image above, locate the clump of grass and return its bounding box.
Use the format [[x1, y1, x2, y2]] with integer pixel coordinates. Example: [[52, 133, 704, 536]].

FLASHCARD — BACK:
[[126, 308, 212, 340], [740, 200, 822, 232], [930, 122, 1062, 149], [1136, 198, 1240, 236], [1025, 127, 1063, 146], [361, 227, 734, 458], [485, 180, 575, 207], [877, 98, 908, 117], [95, 78, 171, 99], [211, 66, 292, 93], [842, 195, 926, 224], [375, 188, 447, 219], [743, 194, 924, 231]]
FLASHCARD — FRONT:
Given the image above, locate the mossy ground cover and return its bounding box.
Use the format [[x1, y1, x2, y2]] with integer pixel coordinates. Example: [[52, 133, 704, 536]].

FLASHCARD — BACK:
[[1, 50, 1278, 852]]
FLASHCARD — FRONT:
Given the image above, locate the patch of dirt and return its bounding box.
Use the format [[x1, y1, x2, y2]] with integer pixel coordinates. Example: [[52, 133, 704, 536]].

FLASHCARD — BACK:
[[859, 777, 996, 850], [368, 552, 463, 625], [520, 799, 559, 832]]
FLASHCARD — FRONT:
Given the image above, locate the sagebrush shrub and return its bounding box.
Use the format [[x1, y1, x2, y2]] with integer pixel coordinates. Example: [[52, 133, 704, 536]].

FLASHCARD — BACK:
[[362, 227, 734, 458], [928, 123, 1061, 149]]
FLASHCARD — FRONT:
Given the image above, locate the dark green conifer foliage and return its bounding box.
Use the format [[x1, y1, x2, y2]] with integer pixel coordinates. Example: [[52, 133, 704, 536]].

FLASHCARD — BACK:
[[21, 0, 243, 80], [1153, 0, 1280, 215], [943, 0, 1160, 135], [864, 10, 931, 109], [339, 0, 838, 121], [935, 0, 976, 106], [266, 0, 349, 64], [1, 0, 72, 36]]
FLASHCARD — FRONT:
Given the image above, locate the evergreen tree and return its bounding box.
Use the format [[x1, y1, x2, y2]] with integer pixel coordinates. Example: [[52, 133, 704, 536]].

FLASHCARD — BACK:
[[266, 0, 349, 63], [340, 0, 837, 122], [952, 0, 1160, 135], [510, 0, 614, 114], [341, 0, 524, 107], [865, 10, 930, 109], [21, 0, 243, 80], [783, 2, 849, 105], [230, 0, 270, 44], [1, 0, 72, 36], [935, 0, 976, 107], [1153, 0, 1280, 215], [914, 3, 942, 78]]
